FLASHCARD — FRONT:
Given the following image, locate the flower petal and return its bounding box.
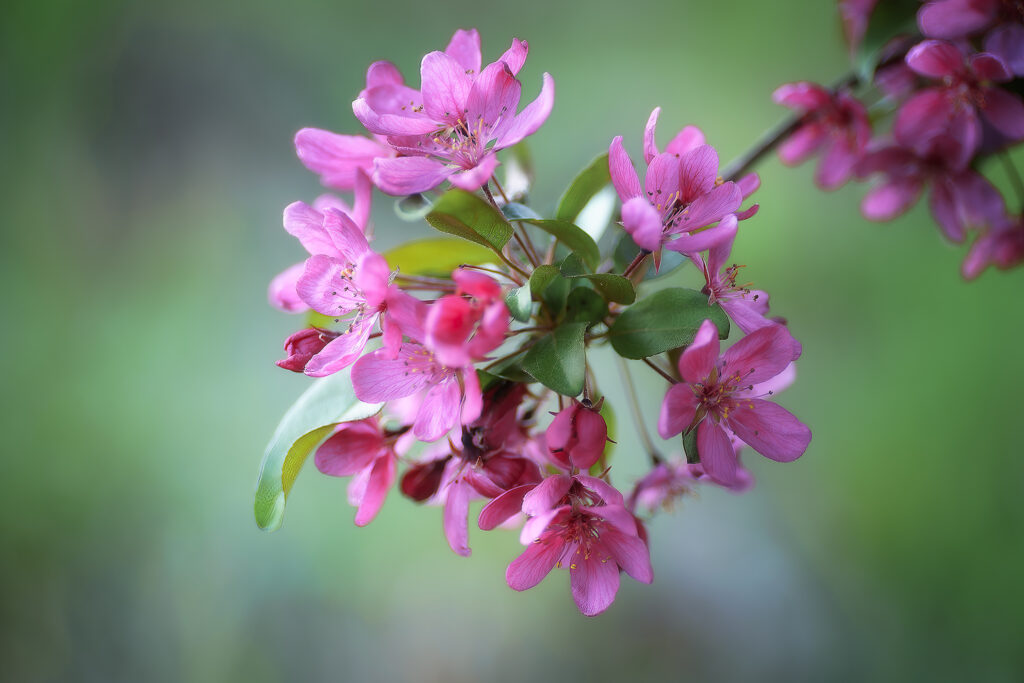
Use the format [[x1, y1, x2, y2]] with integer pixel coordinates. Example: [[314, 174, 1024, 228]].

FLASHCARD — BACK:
[[354, 453, 396, 526], [421, 51, 472, 126], [609, 136, 642, 200], [444, 28, 481, 75], [772, 81, 832, 110], [443, 478, 473, 556], [506, 530, 565, 591], [494, 73, 554, 150], [621, 196, 664, 251], [479, 484, 535, 530], [373, 156, 454, 196], [678, 145, 719, 200], [293, 128, 386, 191], [678, 318, 720, 383], [657, 384, 699, 439], [727, 399, 811, 462], [570, 549, 621, 617], [351, 345, 438, 403], [697, 420, 738, 485], [304, 314, 376, 376], [601, 527, 653, 583], [522, 474, 572, 516], [980, 87, 1024, 140], [643, 107, 661, 164], [917, 0, 996, 39], [315, 421, 382, 476], [906, 39, 965, 78], [448, 154, 500, 191], [778, 122, 828, 165], [664, 125, 706, 157], [861, 177, 924, 221], [414, 377, 461, 442], [268, 262, 309, 313], [498, 38, 529, 76], [720, 323, 797, 385]]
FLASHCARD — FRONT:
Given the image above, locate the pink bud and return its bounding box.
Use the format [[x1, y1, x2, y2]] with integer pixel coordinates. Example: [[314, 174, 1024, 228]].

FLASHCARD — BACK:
[[546, 400, 608, 471], [275, 328, 334, 373]]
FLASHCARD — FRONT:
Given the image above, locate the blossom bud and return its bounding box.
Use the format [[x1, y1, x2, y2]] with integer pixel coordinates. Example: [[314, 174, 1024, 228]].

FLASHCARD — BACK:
[[400, 457, 449, 502], [275, 328, 334, 373], [546, 400, 608, 470]]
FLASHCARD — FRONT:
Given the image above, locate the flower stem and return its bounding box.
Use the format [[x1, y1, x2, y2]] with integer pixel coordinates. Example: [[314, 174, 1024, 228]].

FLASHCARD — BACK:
[[641, 357, 676, 384], [616, 356, 662, 465]]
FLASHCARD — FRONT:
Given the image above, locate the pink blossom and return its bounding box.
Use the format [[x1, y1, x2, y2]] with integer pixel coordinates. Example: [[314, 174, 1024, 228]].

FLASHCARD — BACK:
[[773, 82, 871, 190], [546, 399, 609, 471], [424, 268, 509, 367], [658, 320, 811, 486], [839, 0, 880, 51], [352, 29, 554, 194], [276, 328, 336, 373], [498, 474, 652, 617], [294, 128, 394, 191], [627, 457, 753, 515], [610, 109, 743, 255], [962, 213, 1024, 278], [896, 40, 1024, 159], [985, 24, 1024, 76], [855, 136, 1006, 242], [314, 417, 398, 526], [917, 0, 1008, 39]]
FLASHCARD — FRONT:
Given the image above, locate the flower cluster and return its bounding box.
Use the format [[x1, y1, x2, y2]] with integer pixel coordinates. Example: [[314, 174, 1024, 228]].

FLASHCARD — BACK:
[[257, 28, 811, 617], [778, 0, 1024, 278]]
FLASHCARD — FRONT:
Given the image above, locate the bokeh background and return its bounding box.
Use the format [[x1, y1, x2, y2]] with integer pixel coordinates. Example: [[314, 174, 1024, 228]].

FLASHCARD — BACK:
[[4, 0, 1024, 680]]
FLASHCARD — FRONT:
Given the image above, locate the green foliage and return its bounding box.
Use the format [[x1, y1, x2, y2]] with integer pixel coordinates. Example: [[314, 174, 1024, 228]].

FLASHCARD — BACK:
[[425, 188, 514, 252], [612, 232, 688, 279], [524, 219, 601, 270], [555, 152, 611, 222], [559, 254, 636, 304], [254, 368, 383, 531], [564, 287, 608, 325], [521, 322, 588, 396], [682, 428, 699, 464], [608, 287, 730, 359], [501, 202, 542, 221], [394, 193, 435, 221], [384, 238, 496, 277], [505, 283, 533, 322]]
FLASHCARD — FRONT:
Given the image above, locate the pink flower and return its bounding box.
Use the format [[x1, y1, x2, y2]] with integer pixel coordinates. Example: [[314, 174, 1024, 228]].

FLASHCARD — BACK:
[[498, 474, 652, 617], [658, 320, 811, 486], [627, 457, 753, 515], [314, 417, 398, 526], [546, 399, 609, 471], [609, 108, 742, 255], [985, 24, 1024, 77], [855, 136, 1006, 242], [896, 41, 1024, 159], [839, 0, 880, 51], [351, 343, 482, 442], [917, 0, 1007, 39], [962, 213, 1024, 278], [773, 82, 871, 190], [424, 268, 509, 367], [294, 128, 394, 191], [276, 327, 336, 373], [352, 29, 554, 194]]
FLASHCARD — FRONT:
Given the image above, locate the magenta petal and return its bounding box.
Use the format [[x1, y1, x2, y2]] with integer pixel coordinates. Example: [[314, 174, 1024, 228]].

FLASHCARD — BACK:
[[980, 87, 1024, 140], [448, 154, 500, 191], [678, 145, 719, 200], [293, 128, 385, 191], [721, 323, 797, 385], [296, 254, 357, 317], [674, 183, 742, 232], [970, 53, 1012, 82], [315, 422, 382, 476], [322, 209, 370, 263], [522, 474, 572, 516], [906, 40, 965, 78], [268, 262, 309, 313], [737, 172, 760, 199], [861, 178, 923, 221], [443, 479, 473, 556], [498, 38, 529, 76], [354, 453, 395, 526], [678, 319, 720, 383], [444, 28, 481, 75], [365, 61, 404, 89], [645, 153, 681, 205], [385, 289, 428, 345], [664, 125, 706, 157], [570, 549, 621, 617], [506, 531, 565, 591], [414, 378, 461, 442], [697, 420, 738, 485], [601, 528, 653, 583], [609, 136, 642, 200], [815, 139, 858, 190], [494, 73, 555, 150], [420, 51, 472, 125], [643, 107, 661, 164], [304, 315, 376, 376], [727, 399, 811, 462], [460, 368, 483, 426], [283, 201, 332, 255], [575, 475, 625, 506], [778, 123, 827, 165], [355, 252, 390, 309], [466, 61, 522, 140], [621, 196, 664, 251], [351, 346, 437, 403], [720, 298, 773, 336], [984, 25, 1024, 76], [929, 176, 966, 242], [917, 0, 996, 39], [772, 81, 832, 110], [663, 214, 737, 255], [893, 89, 956, 148], [657, 384, 699, 439], [479, 484, 535, 530], [373, 156, 453, 196]]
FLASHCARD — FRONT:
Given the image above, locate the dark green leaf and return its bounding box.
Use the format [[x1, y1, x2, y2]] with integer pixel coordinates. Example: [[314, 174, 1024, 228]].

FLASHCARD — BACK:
[[521, 322, 587, 396], [564, 287, 608, 325], [502, 202, 542, 221], [505, 284, 533, 323], [254, 368, 383, 531], [425, 188, 514, 252], [384, 238, 496, 277], [608, 287, 729, 359], [559, 254, 636, 305], [524, 219, 601, 270], [394, 193, 434, 221], [529, 264, 561, 297], [682, 428, 699, 464], [555, 153, 611, 222]]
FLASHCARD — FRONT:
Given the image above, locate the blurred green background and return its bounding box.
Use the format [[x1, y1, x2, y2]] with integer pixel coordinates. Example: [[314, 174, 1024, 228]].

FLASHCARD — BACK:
[[3, 0, 1024, 680]]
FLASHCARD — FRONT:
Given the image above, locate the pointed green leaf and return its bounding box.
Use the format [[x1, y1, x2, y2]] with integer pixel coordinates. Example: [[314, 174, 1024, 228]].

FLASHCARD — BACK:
[[521, 322, 587, 396], [608, 287, 730, 359], [564, 287, 608, 325], [425, 188, 514, 252], [384, 238, 496, 277], [556, 153, 611, 222], [559, 254, 636, 305], [682, 427, 700, 464], [524, 219, 601, 270], [254, 368, 383, 531], [394, 193, 434, 221], [502, 202, 542, 221], [505, 283, 533, 322], [529, 264, 561, 297]]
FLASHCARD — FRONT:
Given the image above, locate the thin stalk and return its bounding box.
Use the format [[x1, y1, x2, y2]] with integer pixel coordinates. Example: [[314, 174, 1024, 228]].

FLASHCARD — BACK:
[[642, 357, 676, 384], [621, 252, 649, 278], [616, 356, 662, 465]]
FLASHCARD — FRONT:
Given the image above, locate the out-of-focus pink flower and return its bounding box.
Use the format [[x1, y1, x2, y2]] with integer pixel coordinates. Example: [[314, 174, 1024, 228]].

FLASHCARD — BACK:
[[896, 40, 1024, 159], [627, 457, 753, 515], [425, 268, 509, 367], [839, 0, 880, 52], [658, 320, 811, 486], [546, 399, 609, 471], [294, 128, 394, 191], [855, 136, 1006, 242], [917, 0, 1008, 39], [985, 24, 1024, 76], [352, 29, 554, 194], [314, 417, 398, 526], [610, 109, 742, 255], [962, 213, 1024, 278], [774, 82, 872, 190], [496, 474, 652, 617]]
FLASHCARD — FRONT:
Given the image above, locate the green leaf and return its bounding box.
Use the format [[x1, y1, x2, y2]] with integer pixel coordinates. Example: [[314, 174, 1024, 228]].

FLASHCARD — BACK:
[[559, 254, 636, 305], [425, 188, 514, 252], [384, 238, 496, 277], [394, 193, 434, 221], [855, 0, 918, 81], [682, 428, 699, 464], [612, 232, 688, 280], [521, 322, 587, 396], [564, 287, 608, 325], [529, 264, 561, 297], [524, 219, 601, 270], [505, 284, 533, 323], [254, 368, 383, 531], [502, 202, 542, 221], [608, 287, 730, 359], [555, 152, 611, 222]]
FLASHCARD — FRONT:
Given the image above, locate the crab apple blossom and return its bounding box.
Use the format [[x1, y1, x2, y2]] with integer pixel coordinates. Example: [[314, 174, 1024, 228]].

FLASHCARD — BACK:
[[627, 457, 754, 516], [352, 28, 554, 194], [294, 128, 394, 191], [424, 268, 509, 367], [773, 82, 871, 190], [314, 417, 399, 527], [917, 0, 1020, 40], [658, 320, 811, 486], [546, 399, 609, 471], [962, 213, 1024, 278]]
